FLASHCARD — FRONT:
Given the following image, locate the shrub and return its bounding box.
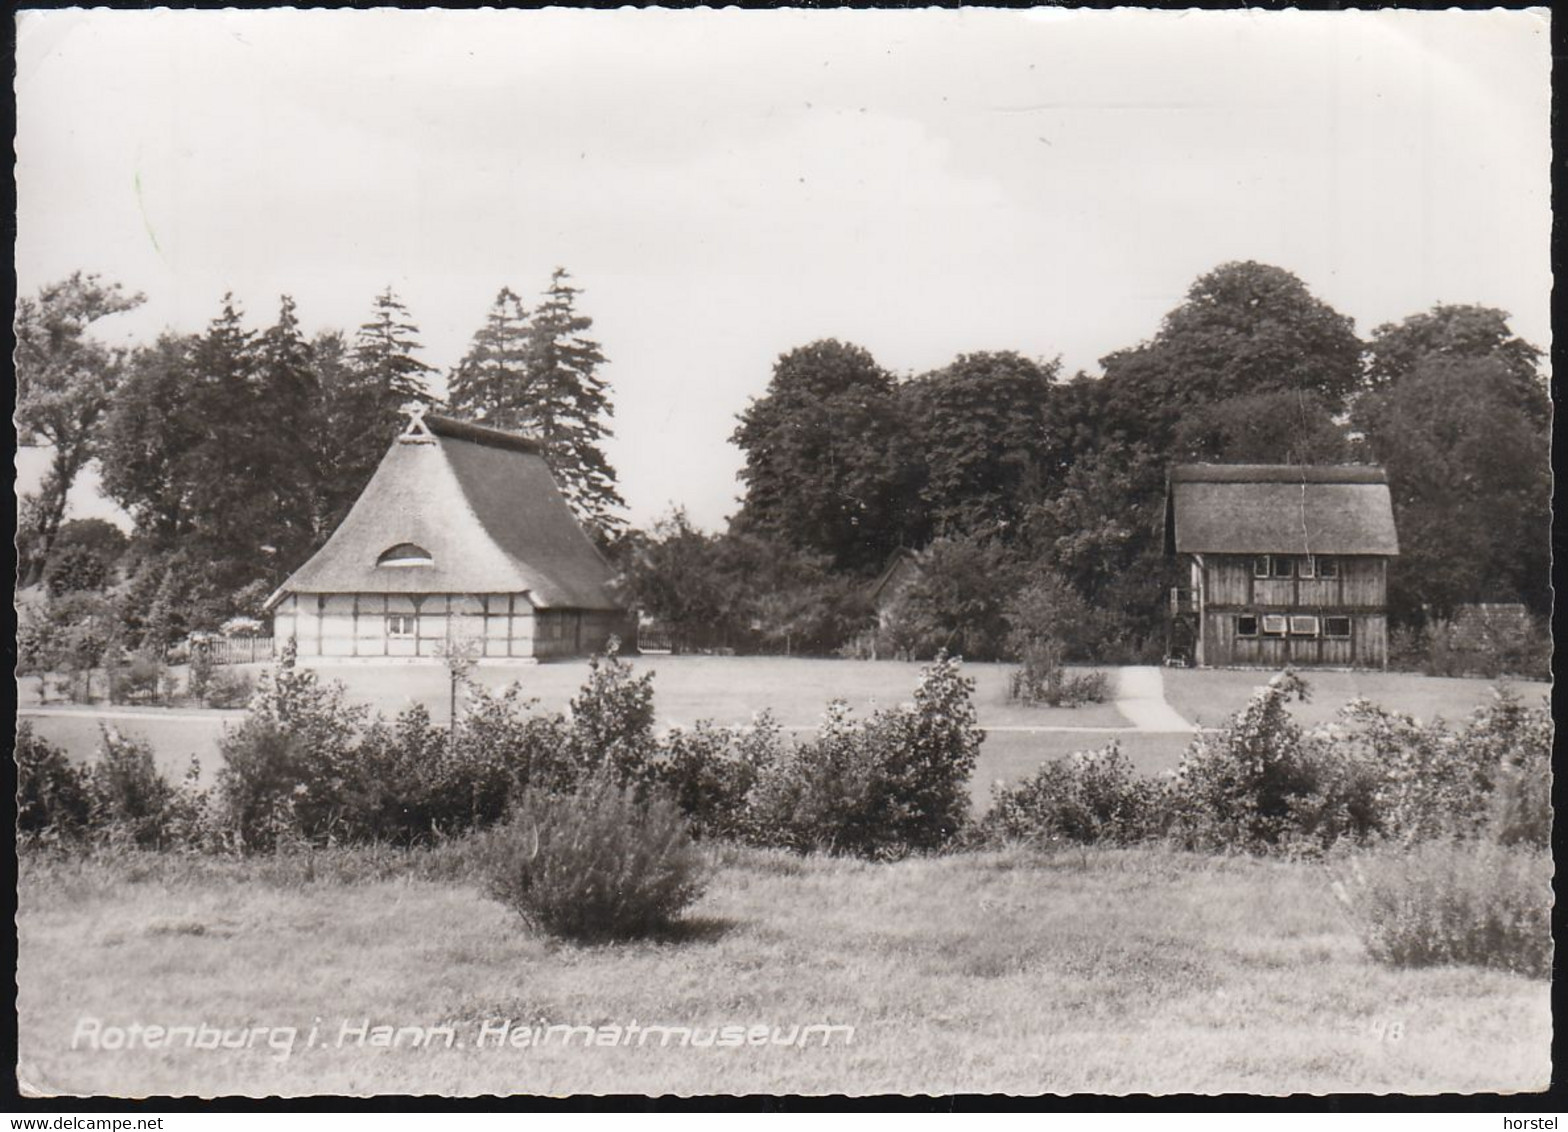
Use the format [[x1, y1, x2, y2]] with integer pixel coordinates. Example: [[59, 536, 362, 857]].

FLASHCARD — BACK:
[[88, 727, 176, 847], [478, 772, 708, 941], [212, 717, 303, 849], [456, 680, 576, 797], [16, 723, 92, 838], [750, 653, 982, 858], [112, 649, 168, 705], [1168, 671, 1318, 851], [567, 640, 657, 784], [1009, 660, 1111, 708], [1391, 615, 1551, 681], [1330, 840, 1552, 978], [1168, 671, 1383, 853], [646, 720, 764, 841], [212, 643, 368, 849], [1341, 686, 1550, 844], [187, 644, 216, 704], [204, 668, 256, 709], [981, 742, 1164, 847]]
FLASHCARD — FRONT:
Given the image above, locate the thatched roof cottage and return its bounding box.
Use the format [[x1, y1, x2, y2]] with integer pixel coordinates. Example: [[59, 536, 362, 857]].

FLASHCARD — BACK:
[[265, 408, 631, 663]]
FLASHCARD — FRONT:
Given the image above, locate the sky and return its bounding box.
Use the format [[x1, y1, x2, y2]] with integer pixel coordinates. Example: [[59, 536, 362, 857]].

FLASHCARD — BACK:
[[14, 7, 1553, 533]]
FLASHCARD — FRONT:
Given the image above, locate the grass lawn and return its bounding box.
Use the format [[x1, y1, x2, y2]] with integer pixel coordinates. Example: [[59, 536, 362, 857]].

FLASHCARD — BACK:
[[309, 655, 1133, 730], [1162, 667, 1549, 731], [16, 845, 1548, 1096]]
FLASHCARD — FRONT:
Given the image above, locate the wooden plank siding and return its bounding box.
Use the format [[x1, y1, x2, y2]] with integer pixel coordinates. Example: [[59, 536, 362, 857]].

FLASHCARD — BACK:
[[1192, 555, 1389, 669]]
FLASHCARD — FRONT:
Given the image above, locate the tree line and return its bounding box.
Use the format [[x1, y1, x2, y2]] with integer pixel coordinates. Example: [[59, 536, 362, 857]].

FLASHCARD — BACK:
[[16, 268, 620, 647], [624, 261, 1549, 660], [17, 258, 1549, 666]]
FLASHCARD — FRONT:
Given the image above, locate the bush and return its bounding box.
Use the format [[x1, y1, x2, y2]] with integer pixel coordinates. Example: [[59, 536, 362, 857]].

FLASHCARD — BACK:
[[212, 643, 368, 849], [204, 668, 256, 709], [1009, 660, 1111, 708], [981, 742, 1164, 847], [1167, 671, 1319, 851], [1330, 840, 1552, 978], [456, 680, 576, 797], [186, 642, 216, 704], [646, 719, 768, 841], [1391, 614, 1551, 681], [1168, 671, 1383, 853], [1342, 686, 1550, 844], [88, 728, 176, 847], [112, 649, 168, 705], [478, 772, 709, 941], [16, 723, 92, 838], [567, 640, 657, 784], [749, 653, 983, 858]]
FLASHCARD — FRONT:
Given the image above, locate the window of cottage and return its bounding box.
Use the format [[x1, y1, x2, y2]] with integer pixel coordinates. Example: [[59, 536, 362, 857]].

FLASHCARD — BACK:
[[377, 543, 434, 568]]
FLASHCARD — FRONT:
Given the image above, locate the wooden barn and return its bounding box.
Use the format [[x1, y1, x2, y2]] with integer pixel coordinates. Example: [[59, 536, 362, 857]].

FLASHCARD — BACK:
[[1163, 464, 1399, 669], [265, 408, 632, 663]]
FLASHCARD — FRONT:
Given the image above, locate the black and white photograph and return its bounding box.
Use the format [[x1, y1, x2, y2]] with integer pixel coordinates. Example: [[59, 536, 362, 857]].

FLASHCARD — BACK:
[[12, 6, 1553, 1100]]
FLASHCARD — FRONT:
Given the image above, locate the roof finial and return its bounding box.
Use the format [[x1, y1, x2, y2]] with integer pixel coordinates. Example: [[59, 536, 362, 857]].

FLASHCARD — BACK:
[[399, 400, 436, 444]]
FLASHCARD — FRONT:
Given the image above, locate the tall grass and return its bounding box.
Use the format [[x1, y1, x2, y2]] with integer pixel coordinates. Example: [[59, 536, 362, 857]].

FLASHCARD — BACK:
[[1329, 840, 1552, 978]]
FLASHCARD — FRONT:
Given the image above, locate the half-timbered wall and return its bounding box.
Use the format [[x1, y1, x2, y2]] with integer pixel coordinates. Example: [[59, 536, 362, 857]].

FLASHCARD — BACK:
[[272, 593, 629, 661]]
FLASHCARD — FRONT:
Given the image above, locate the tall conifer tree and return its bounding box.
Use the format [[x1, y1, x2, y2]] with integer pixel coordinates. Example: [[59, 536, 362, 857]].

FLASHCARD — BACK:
[[523, 268, 624, 533], [447, 287, 532, 425]]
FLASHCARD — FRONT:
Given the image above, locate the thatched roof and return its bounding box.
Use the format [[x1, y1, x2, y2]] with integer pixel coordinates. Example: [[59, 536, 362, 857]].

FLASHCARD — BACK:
[[1165, 464, 1399, 557], [266, 415, 622, 611]]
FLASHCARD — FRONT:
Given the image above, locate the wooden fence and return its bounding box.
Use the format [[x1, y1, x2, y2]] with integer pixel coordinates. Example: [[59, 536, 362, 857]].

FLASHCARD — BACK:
[[201, 636, 274, 665]]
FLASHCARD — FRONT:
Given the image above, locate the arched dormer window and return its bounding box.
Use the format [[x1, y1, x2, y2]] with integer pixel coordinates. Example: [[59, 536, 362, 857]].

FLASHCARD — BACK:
[[377, 543, 434, 568]]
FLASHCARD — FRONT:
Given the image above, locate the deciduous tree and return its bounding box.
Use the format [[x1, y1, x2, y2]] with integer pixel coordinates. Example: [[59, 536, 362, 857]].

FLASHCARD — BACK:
[[15, 272, 144, 585], [732, 339, 920, 572]]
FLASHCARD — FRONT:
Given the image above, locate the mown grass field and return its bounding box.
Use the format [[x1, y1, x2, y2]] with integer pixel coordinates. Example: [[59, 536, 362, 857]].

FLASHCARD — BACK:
[[1161, 667, 1547, 730], [16, 845, 1550, 1097]]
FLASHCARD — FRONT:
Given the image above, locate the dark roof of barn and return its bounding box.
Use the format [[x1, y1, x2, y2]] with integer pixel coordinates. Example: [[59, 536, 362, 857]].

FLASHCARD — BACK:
[[265, 415, 622, 611], [868, 548, 921, 604], [1164, 464, 1400, 557]]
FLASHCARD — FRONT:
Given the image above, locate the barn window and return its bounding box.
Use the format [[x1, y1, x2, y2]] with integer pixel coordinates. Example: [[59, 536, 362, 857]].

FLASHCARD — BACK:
[[1253, 556, 1271, 579], [1290, 615, 1320, 637], [1271, 556, 1294, 579], [1323, 616, 1351, 638], [386, 613, 416, 637], [1298, 556, 1316, 579], [1236, 615, 1259, 638], [1261, 614, 1289, 636], [1317, 557, 1339, 579], [377, 543, 433, 568]]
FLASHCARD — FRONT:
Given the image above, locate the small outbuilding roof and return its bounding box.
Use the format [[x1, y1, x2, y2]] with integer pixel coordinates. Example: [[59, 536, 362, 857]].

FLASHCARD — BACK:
[[867, 548, 921, 605], [266, 413, 622, 611], [1164, 464, 1400, 557]]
